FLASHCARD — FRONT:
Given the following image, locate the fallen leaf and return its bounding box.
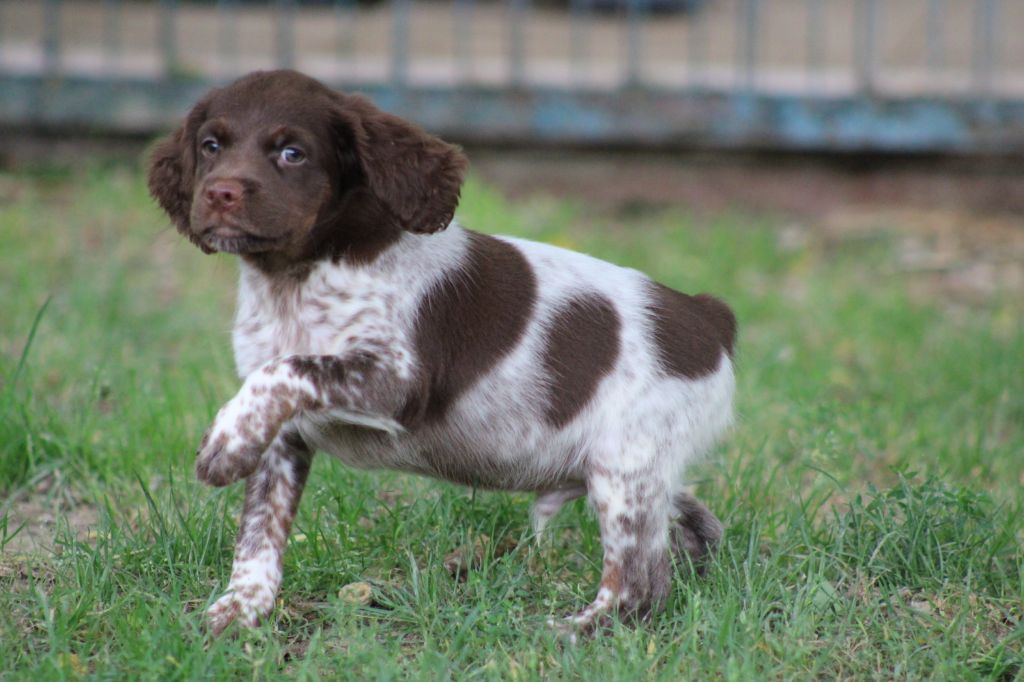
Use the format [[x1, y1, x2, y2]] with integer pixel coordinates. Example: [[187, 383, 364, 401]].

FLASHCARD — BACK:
[[338, 581, 373, 606]]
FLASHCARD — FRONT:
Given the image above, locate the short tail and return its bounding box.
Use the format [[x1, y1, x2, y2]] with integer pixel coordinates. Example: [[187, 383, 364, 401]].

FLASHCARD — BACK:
[[693, 294, 737, 358]]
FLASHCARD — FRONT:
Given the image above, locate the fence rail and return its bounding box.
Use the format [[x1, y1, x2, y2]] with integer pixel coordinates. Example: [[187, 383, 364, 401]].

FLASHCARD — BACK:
[[1, 0, 1023, 153]]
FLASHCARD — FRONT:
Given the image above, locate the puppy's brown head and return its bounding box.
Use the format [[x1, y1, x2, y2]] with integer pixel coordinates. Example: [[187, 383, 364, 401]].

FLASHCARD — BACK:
[[147, 70, 467, 267]]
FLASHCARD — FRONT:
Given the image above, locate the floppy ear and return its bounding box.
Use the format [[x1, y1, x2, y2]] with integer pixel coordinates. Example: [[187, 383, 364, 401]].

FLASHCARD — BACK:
[[147, 96, 213, 252], [335, 94, 468, 234]]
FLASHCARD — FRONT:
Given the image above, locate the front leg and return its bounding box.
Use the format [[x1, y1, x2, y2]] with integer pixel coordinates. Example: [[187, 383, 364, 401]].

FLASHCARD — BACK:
[[197, 353, 406, 486], [206, 428, 312, 635]]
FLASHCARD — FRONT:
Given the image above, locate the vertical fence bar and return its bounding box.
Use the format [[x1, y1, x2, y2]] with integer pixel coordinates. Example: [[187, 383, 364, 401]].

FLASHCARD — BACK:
[[508, 0, 528, 87], [43, 0, 62, 77], [687, 0, 708, 85], [973, 0, 998, 96], [926, 0, 945, 75], [103, 0, 122, 74], [334, 0, 355, 67], [276, 0, 296, 69], [454, 0, 473, 82], [391, 0, 410, 88], [218, 0, 240, 77], [855, 0, 878, 93], [624, 0, 645, 86], [737, 0, 760, 91], [159, 0, 178, 78], [569, 0, 590, 87], [806, 0, 823, 83]]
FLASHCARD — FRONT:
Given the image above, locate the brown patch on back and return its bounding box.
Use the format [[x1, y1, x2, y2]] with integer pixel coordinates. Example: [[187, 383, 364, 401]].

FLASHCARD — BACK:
[[541, 294, 621, 427], [646, 282, 737, 379], [404, 232, 537, 425]]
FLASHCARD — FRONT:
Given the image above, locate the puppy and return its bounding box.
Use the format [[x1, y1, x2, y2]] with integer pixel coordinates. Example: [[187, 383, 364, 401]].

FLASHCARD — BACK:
[[147, 70, 735, 636]]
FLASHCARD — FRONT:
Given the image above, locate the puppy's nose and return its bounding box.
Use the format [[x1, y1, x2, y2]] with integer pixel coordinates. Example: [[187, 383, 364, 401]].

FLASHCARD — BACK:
[[204, 179, 244, 211]]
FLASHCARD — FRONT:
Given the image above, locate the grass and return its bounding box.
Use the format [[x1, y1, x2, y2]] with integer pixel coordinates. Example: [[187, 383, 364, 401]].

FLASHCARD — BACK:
[[1, 163, 1022, 680]]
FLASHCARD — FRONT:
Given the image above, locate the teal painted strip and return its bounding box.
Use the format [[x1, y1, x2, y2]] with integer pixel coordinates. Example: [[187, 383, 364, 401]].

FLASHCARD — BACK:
[[3, 74, 1023, 156]]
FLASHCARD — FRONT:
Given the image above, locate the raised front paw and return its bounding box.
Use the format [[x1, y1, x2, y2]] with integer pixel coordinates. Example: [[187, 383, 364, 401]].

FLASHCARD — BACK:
[[206, 584, 276, 636], [195, 399, 270, 486]]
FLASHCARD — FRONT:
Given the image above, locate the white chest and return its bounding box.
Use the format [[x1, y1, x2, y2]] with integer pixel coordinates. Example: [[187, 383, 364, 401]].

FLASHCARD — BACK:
[[230, 261, 411, 380]]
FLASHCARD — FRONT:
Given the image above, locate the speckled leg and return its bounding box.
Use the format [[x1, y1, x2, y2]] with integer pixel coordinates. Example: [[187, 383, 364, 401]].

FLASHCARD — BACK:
[[554, 466, 672, 637], [206, 428, 312, 636]]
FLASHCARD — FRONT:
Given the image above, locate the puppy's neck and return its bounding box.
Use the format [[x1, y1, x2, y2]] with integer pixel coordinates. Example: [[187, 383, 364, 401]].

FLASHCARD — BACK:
[[236, 220, 468, 302], [241, 252, 314, 280]]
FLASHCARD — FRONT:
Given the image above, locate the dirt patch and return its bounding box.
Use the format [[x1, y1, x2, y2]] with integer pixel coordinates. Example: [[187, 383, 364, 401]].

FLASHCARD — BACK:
[[472, 150, 1024, 217], [820, 206, 1024, 302], [1, 471, 100, 557]]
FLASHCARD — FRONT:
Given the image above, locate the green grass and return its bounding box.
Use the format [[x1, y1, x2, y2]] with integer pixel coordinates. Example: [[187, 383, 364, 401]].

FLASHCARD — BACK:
[[1, 164, 1022, 680]]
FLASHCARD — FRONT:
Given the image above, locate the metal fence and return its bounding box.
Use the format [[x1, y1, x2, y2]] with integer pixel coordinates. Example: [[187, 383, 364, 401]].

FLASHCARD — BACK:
[[1, 0, 1023, 153]]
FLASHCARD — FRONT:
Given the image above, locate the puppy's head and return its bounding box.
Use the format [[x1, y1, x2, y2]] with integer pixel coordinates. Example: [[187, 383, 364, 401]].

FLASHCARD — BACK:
[[147, 70, 467, 265]]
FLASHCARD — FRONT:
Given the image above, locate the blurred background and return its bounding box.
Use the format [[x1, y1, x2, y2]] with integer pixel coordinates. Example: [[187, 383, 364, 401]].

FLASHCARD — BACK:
[[2, 0, 1023, 150]]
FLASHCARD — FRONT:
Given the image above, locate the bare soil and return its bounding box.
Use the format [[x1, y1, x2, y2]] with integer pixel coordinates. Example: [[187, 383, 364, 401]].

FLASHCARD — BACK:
[[1, 469, 100, 558]]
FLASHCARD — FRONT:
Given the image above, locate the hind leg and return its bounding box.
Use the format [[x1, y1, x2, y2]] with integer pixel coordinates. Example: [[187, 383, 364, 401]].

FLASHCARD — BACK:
[[670, 491, 723, 575], [556, 465, 673, 635], [531, 485, 587, 541]]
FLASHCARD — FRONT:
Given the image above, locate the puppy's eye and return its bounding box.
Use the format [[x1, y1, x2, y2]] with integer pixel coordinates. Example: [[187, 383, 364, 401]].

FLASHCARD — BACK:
[[200, 137, 220, 156], [279, 146, 306, 165]]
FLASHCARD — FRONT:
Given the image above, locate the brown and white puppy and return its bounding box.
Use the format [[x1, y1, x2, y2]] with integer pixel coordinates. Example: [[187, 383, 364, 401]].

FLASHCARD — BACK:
[[148, 70, 735, 637]]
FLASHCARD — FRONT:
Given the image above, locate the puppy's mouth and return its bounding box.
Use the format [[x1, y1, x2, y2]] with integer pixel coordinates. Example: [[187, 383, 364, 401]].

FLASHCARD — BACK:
[[200, 224, 280, 254]]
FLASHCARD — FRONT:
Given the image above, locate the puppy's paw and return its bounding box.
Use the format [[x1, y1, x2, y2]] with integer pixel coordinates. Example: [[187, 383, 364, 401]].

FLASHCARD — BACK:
[[195, 432, 263, 486], [546, 611, 613, 643], [195, 402, 268, 486], [206, 585, 276, 636]]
